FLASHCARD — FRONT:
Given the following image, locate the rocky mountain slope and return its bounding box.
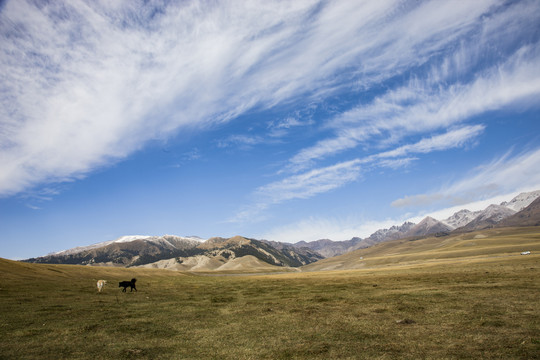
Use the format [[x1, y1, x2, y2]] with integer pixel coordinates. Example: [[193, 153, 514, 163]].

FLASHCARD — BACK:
[[442, 209, 483, 229], [455, 204, 516, 232], [22, 190, 540, 269], [403, 217, 452, 238], [24, 235, 323, 268], [294, 238, 363, 258], [500, 190, 540, 211], [293, 190, 540, 257], [295, 222, 415, 258], [497, 197, 540, 227], [301, 226, 540, 272], [26, 235, 204, 266]]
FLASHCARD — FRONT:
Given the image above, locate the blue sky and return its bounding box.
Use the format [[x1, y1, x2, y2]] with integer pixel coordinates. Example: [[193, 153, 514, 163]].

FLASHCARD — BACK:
[[1, 0, 540, 260]]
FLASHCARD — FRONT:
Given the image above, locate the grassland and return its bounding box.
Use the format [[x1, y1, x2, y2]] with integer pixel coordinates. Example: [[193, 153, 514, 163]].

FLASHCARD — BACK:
[[1, 230, 539, 359]]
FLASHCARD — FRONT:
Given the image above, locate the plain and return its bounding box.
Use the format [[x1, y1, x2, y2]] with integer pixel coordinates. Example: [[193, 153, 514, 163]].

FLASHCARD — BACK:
[[1, 228, 539, 359]]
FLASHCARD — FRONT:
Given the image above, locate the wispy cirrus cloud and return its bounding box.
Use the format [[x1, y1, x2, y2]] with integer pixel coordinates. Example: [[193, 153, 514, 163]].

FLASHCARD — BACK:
[[286, 0, 540, 172], [289, 45, 540, 171], [255, 159, 363, 205], [392, 147, 540, 208], [371, 125, 485, 161], [1, 0, 523, 197], [216, 135, 265, 149], [231, 124, 485, 222], [261, 216, 403, 244]]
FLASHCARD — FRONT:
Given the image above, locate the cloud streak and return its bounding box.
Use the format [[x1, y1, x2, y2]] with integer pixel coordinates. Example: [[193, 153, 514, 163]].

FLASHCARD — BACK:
[[1, 0, 539, 217], [289, 45, 540, 170], [235, 125, 485, 222], [255, 159, 363, 205], [392, 147, 540, 208], [1, 0, 525, 196]]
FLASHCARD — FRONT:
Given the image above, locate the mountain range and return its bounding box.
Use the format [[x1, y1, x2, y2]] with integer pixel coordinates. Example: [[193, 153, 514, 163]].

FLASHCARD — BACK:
[[281, 190, 540, 257], [25, 234, 323, 269], [23, 190, 540, 269]]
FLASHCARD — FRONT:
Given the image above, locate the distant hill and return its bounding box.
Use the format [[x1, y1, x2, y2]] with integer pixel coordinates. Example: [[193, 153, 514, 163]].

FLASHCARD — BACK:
[[24, 235, 323, 269], [294, 238, 363, 258], [294, 222, 415, 258], [137, 254, 293, 272], [292, 191, 539, 258]]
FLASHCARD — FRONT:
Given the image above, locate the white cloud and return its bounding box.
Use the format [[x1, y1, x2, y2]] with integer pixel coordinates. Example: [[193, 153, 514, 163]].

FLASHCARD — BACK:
[[260, 216, 405, 244], [234, 125, 485, 222], [216, 135, 265, 149], [372, 125, 485, 161], [376, 157, 418, 170], [256, 159, 362, 205], [444, 148, 540, 200], [264, 145, 540, 242], [1, 0, 516, 196], [392, 147, 540, 209], [291, 45, 540, 169]]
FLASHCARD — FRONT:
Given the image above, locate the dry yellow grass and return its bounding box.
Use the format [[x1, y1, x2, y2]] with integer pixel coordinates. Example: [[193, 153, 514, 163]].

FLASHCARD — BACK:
[[1, 227, 539, 359]]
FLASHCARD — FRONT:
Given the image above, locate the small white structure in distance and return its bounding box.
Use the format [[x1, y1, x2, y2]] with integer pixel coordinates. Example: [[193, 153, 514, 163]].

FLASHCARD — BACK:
[[521, 251, 531, 255]]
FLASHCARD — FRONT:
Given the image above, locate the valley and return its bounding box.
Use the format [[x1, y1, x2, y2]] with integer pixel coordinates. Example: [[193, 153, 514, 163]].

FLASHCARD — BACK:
[[1, 226, 539, 359]]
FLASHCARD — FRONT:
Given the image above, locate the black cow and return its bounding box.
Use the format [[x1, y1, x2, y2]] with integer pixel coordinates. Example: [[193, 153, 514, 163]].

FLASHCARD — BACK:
[[119, 278, 137, 292]]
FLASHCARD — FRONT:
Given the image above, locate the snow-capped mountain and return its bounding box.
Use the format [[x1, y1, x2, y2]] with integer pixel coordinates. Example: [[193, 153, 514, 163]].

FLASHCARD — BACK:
[[24, 190, 540, 267], [364, 222, 416, 243], [442, 209, 483, 230], [53, 235, 204, 256], [298, 191, 539, 258], [498, 196, 540, 227], [294, 222, 416, 258], [25, 235, 323, 268], [500, 190, 540, 212], [456, 204, 516, 231], [403, 217, 452, 238], [441, 190, 540, 231]]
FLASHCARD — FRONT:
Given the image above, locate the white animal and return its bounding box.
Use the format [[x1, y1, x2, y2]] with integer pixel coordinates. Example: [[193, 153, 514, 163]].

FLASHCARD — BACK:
[[97, 280, 107, 292]]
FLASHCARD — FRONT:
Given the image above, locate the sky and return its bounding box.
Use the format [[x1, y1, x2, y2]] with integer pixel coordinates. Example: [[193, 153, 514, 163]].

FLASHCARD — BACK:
[[1, 0, 540, 260]]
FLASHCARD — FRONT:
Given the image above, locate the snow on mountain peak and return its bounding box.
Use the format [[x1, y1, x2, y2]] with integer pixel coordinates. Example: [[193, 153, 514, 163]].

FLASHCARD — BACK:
[[51, 234, 205, 256], [113, 235, 152, 243], [501, 190, 540, 212], [442, 209, 482, 230]]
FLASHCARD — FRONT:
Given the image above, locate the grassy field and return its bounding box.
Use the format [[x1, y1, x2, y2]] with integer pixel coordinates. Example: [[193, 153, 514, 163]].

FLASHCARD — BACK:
[[1, 252, 539, 358]]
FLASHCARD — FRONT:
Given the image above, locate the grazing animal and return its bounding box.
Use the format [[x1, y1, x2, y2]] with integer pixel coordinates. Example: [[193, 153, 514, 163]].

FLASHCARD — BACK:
[[119, 278, 137, 292], [97, 280, 107, 292]]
